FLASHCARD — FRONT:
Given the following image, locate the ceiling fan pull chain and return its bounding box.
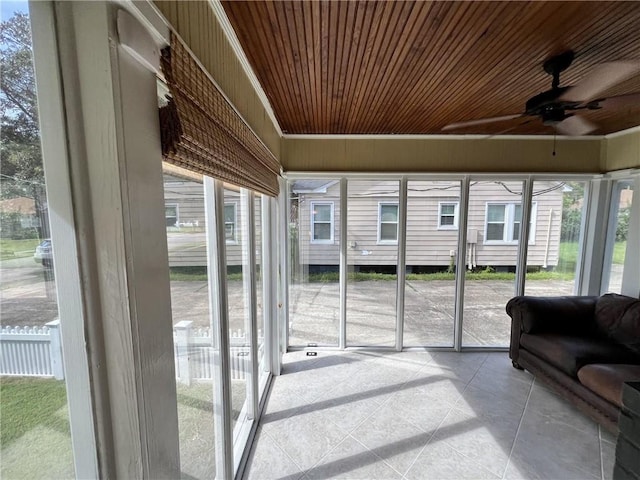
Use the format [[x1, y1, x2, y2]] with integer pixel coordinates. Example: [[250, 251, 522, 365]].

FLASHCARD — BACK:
[[552, 132, 557, 156]]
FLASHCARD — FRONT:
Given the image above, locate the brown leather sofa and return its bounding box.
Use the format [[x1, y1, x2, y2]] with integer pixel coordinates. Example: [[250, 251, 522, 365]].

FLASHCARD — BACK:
[[507, 293, 640, 432]]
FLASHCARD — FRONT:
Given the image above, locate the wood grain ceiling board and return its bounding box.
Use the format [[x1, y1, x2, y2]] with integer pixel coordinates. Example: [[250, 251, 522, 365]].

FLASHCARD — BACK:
[[222, 1, 640, 135]]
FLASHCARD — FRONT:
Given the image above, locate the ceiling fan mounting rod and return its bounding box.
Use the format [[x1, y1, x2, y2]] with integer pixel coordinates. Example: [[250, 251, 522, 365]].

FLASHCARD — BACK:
[[543, 50, 575, 89]]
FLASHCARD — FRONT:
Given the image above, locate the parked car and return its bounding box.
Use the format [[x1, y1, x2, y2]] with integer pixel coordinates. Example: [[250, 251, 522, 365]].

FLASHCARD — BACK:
[[34, 239, 53, 268]]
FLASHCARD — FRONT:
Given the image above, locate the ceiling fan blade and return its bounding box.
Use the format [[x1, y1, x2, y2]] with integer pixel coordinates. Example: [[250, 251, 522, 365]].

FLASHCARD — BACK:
[[560, 61, 640, 103], [596, 92, 640, 109], [473, 119, 535, 139], [555, 115, 597, 136], [442, 114, 524, 131]]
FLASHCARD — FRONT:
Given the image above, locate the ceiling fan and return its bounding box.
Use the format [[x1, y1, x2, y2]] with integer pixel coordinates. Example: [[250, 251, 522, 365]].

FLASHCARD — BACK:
[[442, 50, 640, 136]]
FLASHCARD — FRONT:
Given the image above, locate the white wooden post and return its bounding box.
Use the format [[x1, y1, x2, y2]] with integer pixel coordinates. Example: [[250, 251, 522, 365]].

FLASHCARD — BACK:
[[174, 321, 192, 386], [39, 3, 180, 477], [46, 319, 64, 380]]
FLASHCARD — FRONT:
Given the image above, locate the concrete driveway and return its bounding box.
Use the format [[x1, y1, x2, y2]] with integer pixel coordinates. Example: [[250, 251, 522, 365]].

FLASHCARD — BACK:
[[1, 264, 622, 347], [288, 277, 578, 348]]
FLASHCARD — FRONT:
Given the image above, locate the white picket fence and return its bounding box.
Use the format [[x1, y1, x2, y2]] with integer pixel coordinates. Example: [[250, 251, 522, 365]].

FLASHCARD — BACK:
[[1, 320, 64, 379], [1, 320, 262, 384], [173, 321, 264, 385]]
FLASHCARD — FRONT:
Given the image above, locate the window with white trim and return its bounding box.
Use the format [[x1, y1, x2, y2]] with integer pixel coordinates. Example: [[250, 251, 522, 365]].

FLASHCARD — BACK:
[[311, 202, 334, 243], [378, 203, 399, 243], [438, 202, 459, 229], [165, 204, 178, 227], [224, 203, 237, 242], [484, 203, 536, 244]]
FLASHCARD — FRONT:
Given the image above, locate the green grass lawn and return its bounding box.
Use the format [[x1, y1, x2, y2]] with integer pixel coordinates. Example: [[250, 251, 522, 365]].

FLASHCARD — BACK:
[[0, 377, 74, 479], [0, 238, 40, 261], [559, 240, 626, 270], [0, 377, 70, 447], [0, 377, 247, 479], [611, 241, 626, 265]]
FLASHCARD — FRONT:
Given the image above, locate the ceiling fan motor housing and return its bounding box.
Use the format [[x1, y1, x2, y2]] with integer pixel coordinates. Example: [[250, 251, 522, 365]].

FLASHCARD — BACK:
[[525, 86, 577, 124]]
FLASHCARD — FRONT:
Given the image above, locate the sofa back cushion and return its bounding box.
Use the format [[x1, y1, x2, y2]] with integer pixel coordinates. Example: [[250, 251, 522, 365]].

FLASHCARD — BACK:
[[595, 294, 640, 353], [507, 296, 598, 335]]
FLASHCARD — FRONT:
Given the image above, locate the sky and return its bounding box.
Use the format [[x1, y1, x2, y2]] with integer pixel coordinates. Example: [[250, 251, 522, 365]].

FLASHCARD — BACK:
[[1, 0, 28, 22]]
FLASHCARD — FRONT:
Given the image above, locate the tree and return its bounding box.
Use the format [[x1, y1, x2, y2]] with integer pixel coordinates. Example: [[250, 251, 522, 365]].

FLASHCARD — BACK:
[[0, 12, 48, 238], [560, 182, 584, 241], [616, 207, 630, 242]]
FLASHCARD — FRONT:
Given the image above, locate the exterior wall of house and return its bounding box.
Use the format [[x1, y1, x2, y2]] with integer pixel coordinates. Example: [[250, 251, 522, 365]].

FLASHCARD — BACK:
[[163, 175, 206, 228], [163, 176, 261, 267], [294, 180, 564, 269]]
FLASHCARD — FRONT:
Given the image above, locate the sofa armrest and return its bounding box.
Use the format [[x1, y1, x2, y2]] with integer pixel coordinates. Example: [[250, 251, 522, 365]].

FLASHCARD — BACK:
[[506, 295, 599, 335]]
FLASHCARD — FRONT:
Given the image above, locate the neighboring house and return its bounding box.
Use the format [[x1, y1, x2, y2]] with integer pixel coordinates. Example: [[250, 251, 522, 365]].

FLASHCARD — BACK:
[[620, 187, 633, 209], [292, 180, 565, 272], [164, 176, 565, 271], [0, 196, 40, 237], [163, 174, 261, 268]]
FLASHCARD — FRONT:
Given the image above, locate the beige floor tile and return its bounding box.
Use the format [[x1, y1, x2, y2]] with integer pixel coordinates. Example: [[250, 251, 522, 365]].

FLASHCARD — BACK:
[[306, 436, 402, 480], [350, 405, 431, 475], [243, 429, 304, 480], [244, 352, 613, 480], [405, 440, 500, 480]]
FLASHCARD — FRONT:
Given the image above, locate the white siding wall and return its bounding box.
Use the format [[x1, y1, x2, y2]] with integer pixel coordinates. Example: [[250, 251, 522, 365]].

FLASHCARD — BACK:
[[295, 180, 564, 268], [296, 190, 341, 267], [164, 178, 262, 267]]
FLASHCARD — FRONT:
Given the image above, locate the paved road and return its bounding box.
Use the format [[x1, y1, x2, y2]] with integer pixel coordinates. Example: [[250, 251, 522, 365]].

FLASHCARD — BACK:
[[0, 256, 47, 287], [1, 257, 58, 327]]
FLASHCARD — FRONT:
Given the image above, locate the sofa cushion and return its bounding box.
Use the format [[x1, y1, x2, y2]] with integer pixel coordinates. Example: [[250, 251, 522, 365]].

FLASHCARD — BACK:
[[507, 296, 598, 335], [595, 294, 640, 354], [520, 333, 640, 377], [578, 364, 640, 407]]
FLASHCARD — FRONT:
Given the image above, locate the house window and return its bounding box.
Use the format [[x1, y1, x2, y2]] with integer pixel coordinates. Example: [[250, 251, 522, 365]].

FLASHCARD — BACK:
[[165, 204, 178, 227], [311, 202, 334, 243], [438, 202, 459, 229], [486, 204, 506, 241], [378, 203, 399, 243], [513, 204, 523, 241], [224, 203, 237, 242], [485, 203, 536, 244]]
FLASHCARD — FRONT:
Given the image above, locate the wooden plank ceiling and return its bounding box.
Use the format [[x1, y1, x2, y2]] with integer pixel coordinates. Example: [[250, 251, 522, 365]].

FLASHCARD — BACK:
[[221, 1, 640, 136]]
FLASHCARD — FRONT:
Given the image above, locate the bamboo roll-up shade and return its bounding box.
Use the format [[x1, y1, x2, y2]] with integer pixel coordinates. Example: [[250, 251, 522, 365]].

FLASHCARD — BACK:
[[159, 33, 280, 197]]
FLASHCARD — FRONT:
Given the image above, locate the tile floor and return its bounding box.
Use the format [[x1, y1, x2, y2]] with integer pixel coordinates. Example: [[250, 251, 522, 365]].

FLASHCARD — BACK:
[[242, 350, 617, 480]]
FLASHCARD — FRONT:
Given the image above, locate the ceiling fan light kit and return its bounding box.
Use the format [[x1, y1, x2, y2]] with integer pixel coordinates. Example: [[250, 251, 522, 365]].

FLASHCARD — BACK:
[[443, 50, 640, 136]]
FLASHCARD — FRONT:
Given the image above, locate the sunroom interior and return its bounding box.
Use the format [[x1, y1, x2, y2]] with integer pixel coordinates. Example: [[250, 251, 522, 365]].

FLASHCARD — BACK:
[[3, 0, 640, 479]]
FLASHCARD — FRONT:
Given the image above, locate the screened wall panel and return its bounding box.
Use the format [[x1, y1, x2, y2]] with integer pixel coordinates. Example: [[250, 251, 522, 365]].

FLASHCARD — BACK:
[[462, 180, 524, 347], [403, 181, 460, 347], [288, 179, 341, 346], [525, 181, 587, 296], [346, 180, 398, 347]]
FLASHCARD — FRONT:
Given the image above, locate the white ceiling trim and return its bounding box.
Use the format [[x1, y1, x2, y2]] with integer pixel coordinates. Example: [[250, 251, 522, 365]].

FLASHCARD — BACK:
[[282, 134, 604, 141], [605, 125, 640, 139]]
